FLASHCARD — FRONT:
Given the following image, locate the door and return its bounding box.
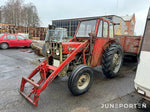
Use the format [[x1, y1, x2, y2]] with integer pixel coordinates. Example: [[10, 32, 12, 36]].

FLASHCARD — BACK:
[[7, 34, 17, 47], [91, 20, 109, 67], [16, 35, 27, 46]]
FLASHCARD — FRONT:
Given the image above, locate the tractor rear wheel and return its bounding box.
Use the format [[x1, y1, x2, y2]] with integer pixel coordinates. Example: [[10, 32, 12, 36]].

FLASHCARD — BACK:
[[68, 65, 93, 96], [102, 43, 123, 78]]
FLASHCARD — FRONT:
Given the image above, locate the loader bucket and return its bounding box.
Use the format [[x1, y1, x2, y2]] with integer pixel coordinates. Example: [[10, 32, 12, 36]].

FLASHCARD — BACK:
[[19, 60, 57, 106]]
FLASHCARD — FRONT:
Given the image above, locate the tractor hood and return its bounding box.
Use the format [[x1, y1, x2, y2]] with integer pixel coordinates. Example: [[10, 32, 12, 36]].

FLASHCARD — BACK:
[[62, 42, 83, 54], [51, 42, 83, 55]]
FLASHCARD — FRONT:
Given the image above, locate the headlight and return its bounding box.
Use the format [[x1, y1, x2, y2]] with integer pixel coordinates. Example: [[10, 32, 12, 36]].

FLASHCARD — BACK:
[[47, 50, 50, 54], [68, 46, 72, 51], [56, 50, 59, 55], [55, 46, 57, 50], [68, 46, 75, 51]]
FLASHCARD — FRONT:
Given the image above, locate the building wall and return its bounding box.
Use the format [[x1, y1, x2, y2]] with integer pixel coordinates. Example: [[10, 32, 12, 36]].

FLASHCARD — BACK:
[[0, 23, 47, 40], [0, 23, 15, 33], [124, 14, 135, 36], [47, 15, 136, 39], [112, 16, 127, 35], [52, 15, 134, 37]]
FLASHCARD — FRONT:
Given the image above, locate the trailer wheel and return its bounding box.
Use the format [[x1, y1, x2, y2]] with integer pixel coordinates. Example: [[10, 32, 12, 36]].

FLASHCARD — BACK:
[[102, 43, 123, 78], [68, 65, 93, 96]]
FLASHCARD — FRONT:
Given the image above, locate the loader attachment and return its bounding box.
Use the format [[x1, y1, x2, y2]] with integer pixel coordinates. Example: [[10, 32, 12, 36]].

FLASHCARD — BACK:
[[19, 60, 58, 106], [19, 40, 88, 106]]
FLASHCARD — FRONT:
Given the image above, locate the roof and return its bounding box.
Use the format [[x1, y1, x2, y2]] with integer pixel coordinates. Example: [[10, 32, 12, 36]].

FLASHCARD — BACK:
[[121, 15, 133, 21], [103, 15, 125, 22], [79, 16, 101, 20], [52, 16, 103, 22], [52, 15, 126, 24], [52, 16, 115, 22]]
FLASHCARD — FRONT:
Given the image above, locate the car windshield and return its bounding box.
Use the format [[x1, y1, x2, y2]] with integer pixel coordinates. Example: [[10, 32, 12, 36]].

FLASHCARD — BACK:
[[0, 34, 4, 37], [76, 20, 97, 37], [45, 28, 68, 42]]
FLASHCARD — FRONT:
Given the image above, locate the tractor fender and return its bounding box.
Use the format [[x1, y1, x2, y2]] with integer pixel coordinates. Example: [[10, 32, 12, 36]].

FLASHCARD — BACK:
[[102, 39, 116, 51], [96, 39, 118, 66]]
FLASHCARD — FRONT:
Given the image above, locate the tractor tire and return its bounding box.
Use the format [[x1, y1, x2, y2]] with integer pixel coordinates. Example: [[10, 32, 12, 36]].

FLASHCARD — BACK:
[[0, 43, 8, 49], [102, 43, 123, 78], [68, 65, 93, 96]]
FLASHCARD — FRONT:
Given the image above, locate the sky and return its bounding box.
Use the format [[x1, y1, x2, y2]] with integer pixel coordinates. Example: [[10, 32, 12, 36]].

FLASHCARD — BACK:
[[0, 0, 149, 35]]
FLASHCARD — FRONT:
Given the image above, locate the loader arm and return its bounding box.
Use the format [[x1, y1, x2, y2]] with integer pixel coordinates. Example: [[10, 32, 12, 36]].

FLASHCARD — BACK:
[[19, 40, 89, 106]]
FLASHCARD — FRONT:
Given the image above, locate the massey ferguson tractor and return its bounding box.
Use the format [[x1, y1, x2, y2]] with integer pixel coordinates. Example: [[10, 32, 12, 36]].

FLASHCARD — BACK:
[[19, 17, 123, 106]]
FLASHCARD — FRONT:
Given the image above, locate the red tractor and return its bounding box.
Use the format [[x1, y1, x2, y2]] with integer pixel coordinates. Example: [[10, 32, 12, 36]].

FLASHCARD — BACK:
[[19, 17, 123, 106]]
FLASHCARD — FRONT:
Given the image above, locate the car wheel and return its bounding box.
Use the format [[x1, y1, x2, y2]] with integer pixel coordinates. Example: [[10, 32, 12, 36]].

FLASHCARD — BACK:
[[68, 65, 93, 96], [0, 43, 9, 49]]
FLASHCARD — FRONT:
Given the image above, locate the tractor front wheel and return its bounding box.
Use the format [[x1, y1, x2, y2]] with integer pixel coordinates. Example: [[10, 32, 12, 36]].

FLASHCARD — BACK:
[[68, 65, 93, 96], [102, 43, 123, 78]]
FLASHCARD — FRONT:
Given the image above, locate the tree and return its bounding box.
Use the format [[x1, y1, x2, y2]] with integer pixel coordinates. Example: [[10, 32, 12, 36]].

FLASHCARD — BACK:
[[0, 0, 40, 27], [23, 3, 40, 27]]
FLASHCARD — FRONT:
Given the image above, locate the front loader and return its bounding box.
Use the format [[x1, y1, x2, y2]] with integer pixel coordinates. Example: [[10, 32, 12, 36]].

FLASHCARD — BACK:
[[19, 17, 123, 106]]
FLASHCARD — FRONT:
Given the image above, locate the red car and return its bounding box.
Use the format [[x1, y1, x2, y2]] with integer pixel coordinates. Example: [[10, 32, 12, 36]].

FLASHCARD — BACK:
[[0, 34, 32, 49]]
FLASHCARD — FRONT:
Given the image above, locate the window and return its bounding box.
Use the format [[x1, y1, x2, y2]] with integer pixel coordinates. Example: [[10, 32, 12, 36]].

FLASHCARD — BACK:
[[3, 35, 7, 39], [16, 35, 25, 40], [97, 20, 103, 37], [0, 34, 4, 37], [103, 22, 108, 38], [109, 23, 114, 38], [76, 20, 97, 37], [2, 25, 5, 29], [8, 35, 16, 39]]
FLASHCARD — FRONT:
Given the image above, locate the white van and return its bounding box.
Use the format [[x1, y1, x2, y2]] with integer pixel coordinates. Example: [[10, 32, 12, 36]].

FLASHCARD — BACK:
[[134, 9, 150, 101]]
